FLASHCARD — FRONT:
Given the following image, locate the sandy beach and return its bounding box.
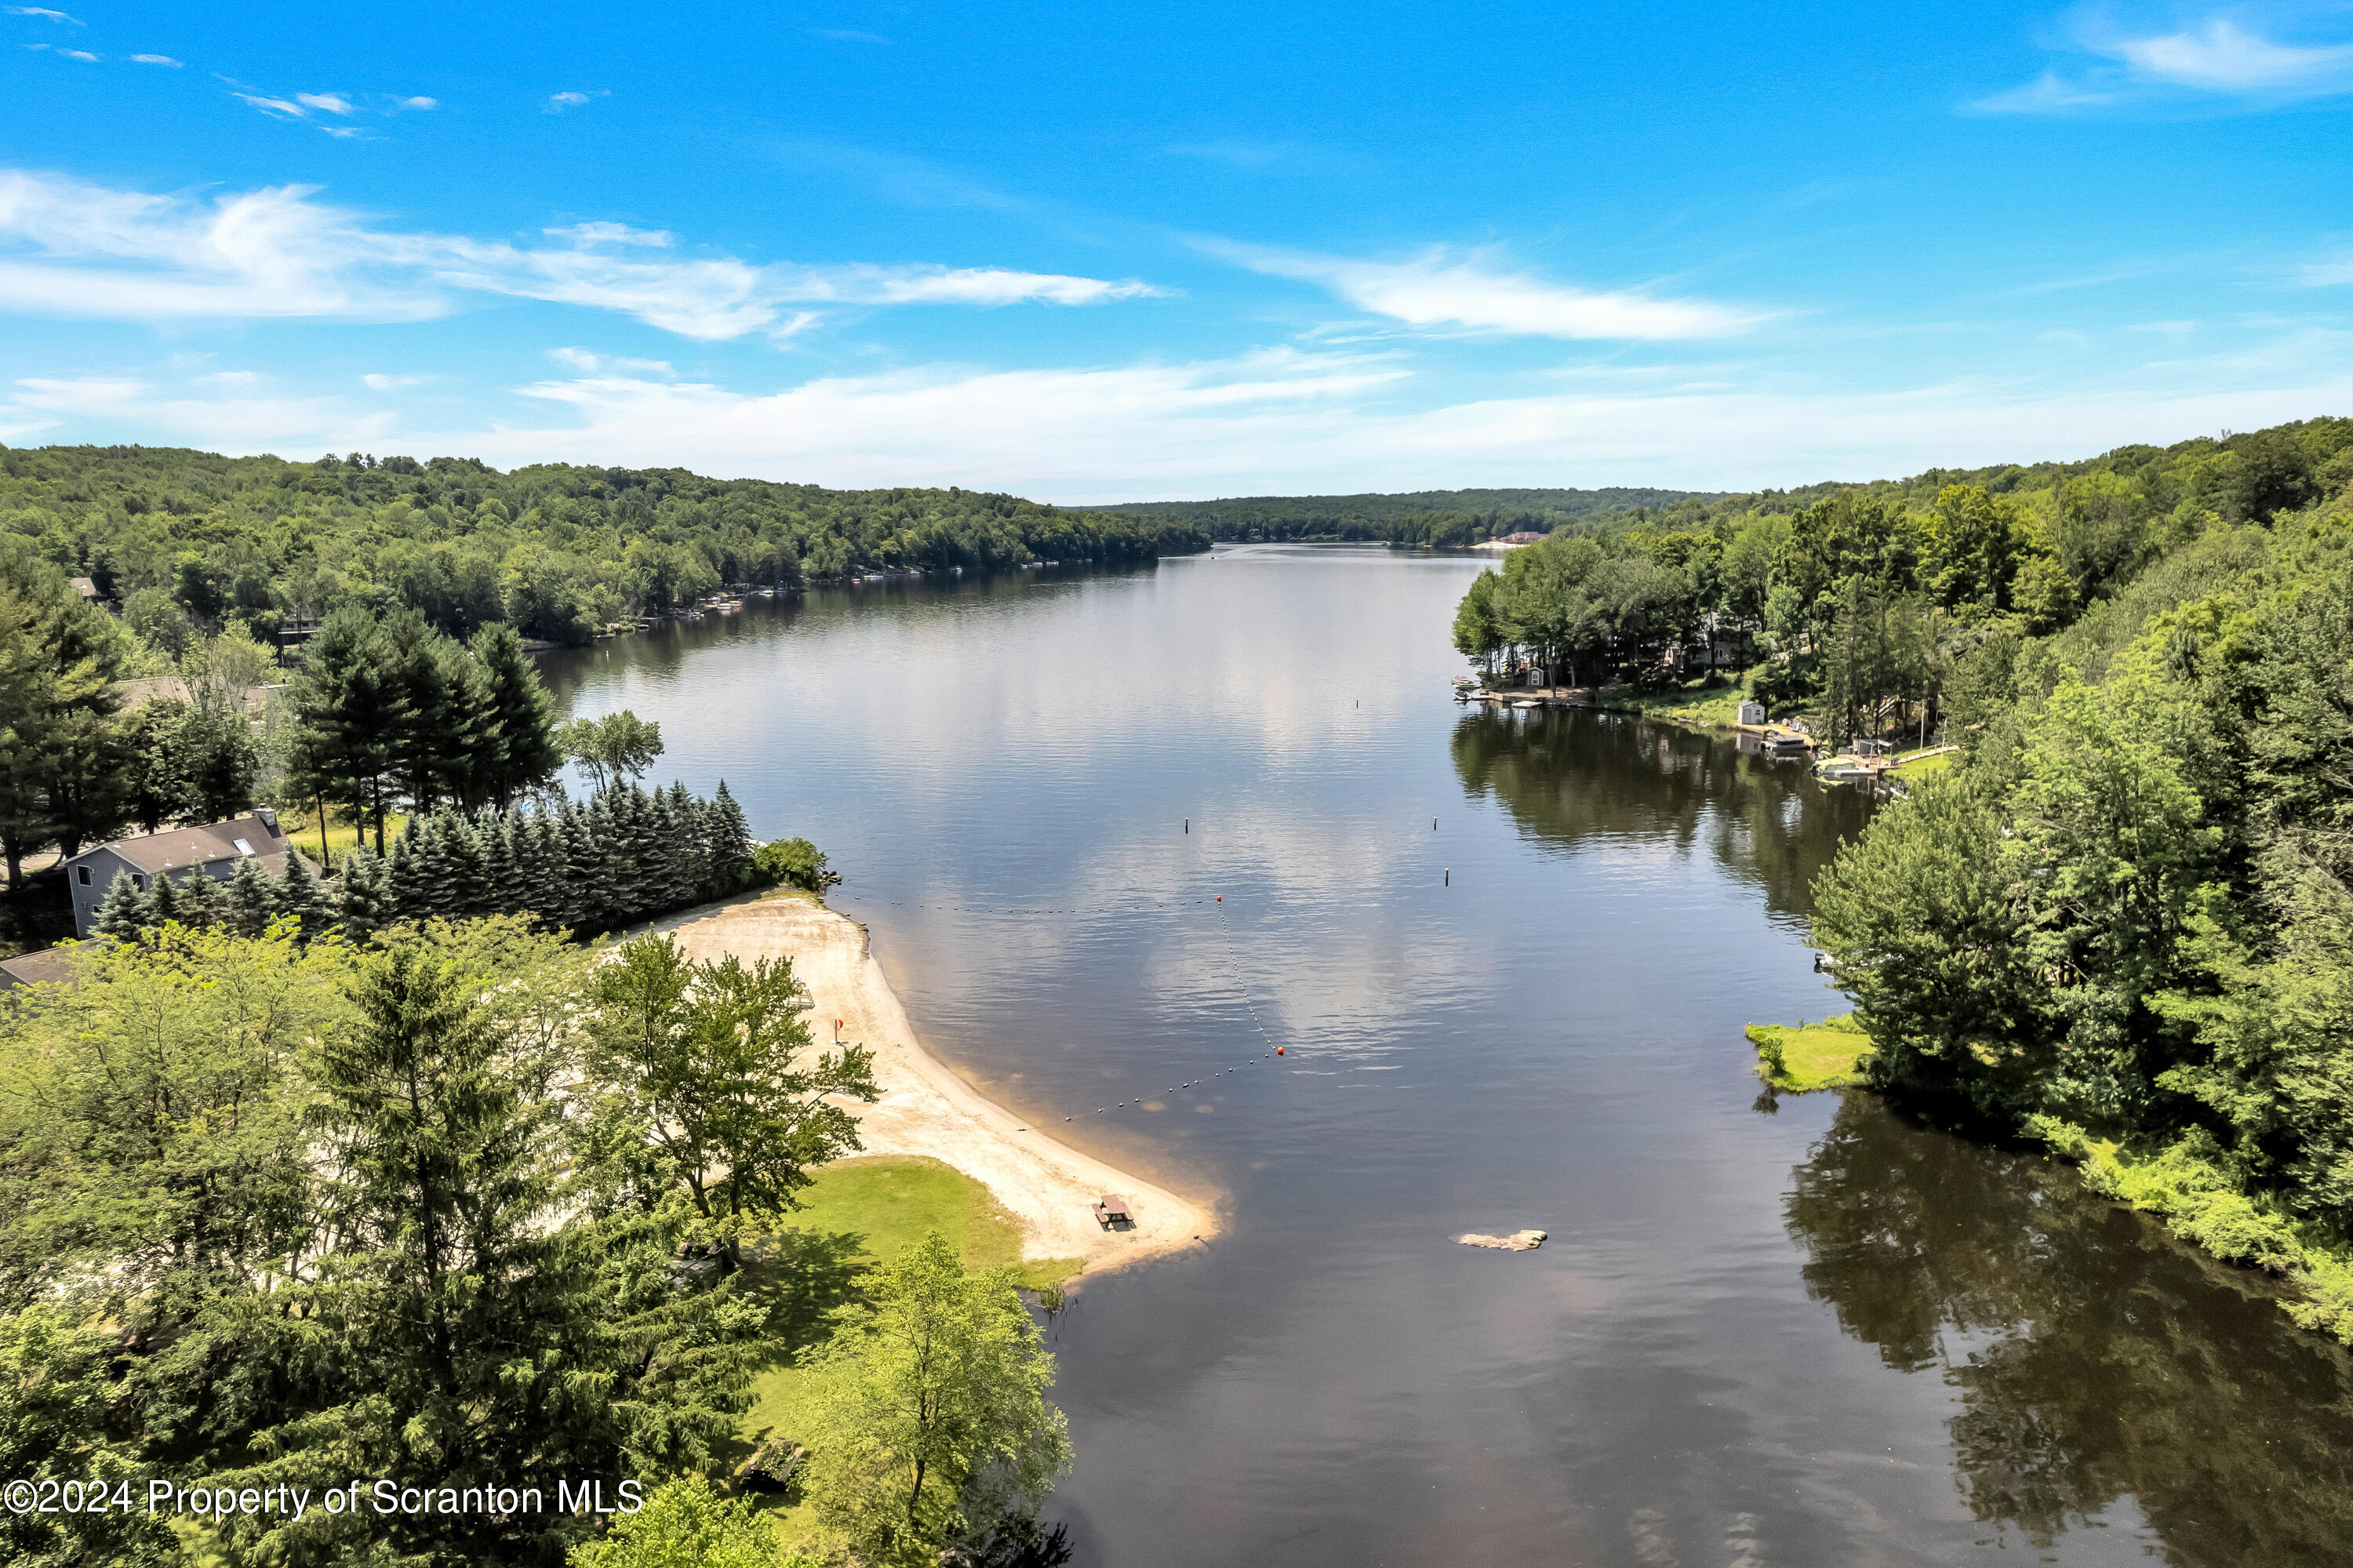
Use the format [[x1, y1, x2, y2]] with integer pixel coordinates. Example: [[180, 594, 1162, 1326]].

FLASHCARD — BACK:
[[667, 896, 1217, 1280]]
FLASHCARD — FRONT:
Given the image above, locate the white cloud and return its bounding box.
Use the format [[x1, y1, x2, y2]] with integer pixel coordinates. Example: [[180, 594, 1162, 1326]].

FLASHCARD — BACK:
[[1209, 241, 1766, 340], [130, 53, 180, 67], [367, 351, 2335, 499], [545, 90, 598, 112], [1976, 9, 2353, 111], [362, 372, 431, 390], [1969, 69, 2122, 112], [2300, 250, 2353, 286], [547, 347, 675, 376], [11, 374, 398, 446], [0, 169, 1162, 337], [296, 93, 355, 115], [15, 342, 2347, 500], [7, 6, 82, 22], [397, 95, 437, 111], [2115, 17, 2353, 90], [235, 93, 306, 119]]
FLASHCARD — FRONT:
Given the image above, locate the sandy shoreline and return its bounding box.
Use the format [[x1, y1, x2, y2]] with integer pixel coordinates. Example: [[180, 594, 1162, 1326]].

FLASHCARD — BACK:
[[667, 896, 1217, 1281]]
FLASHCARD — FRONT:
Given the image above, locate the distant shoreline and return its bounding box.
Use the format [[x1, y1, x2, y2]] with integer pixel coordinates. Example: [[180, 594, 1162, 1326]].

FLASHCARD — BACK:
[[667, 895, 1217, 1283]]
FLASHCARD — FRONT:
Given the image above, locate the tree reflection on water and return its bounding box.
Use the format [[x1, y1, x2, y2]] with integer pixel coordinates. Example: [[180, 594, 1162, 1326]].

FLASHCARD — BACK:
[[1448, 706, 1874, 924], [1787, 1095, 2353, 1565]]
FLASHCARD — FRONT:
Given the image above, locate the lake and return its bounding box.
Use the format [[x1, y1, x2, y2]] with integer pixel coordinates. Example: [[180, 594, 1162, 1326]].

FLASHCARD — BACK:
[[540, 544, 2353, 1568]]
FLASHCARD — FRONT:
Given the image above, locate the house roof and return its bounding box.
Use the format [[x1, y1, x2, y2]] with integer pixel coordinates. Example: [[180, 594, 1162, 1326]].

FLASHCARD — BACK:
[[67, 812, 291, 877], [0, 945, 85, 989], [69, 577, 99, 598]]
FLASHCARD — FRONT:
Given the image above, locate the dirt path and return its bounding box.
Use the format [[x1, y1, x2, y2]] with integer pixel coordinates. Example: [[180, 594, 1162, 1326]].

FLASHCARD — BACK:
[[667, 896, 1217, 1281]]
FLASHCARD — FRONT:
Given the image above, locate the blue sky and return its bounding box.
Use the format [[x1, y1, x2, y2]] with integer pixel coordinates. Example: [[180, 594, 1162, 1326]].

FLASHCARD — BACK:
[[2, 1, 2348, 502]]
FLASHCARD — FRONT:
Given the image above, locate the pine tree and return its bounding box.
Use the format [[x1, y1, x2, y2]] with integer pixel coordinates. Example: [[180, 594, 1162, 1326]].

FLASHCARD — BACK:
[[439, 809, 490, 918], [338, 842, 394, 937], [274, 849, 327, 942], [284, 607, 405, 856], [91, 868, 157, 941], [478, 809, 520, 922], [224, 855, 277, 937], [176, 871, 227, 929], [707, 780, 755, 897], [644, 787, 686, 916], [470, 624, 563, 809], [578, 795, 622, 931], [532, 810, 577, 931]]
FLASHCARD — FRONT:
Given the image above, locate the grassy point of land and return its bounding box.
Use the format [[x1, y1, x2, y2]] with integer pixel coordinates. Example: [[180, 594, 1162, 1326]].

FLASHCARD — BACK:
[[734, 1155, 1082, 1537], [1745, 1015, 1874, 1092]]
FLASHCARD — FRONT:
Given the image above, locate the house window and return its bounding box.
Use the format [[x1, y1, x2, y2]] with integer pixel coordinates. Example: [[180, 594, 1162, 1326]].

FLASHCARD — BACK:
[[75, 865, 90, 886], [233, 838, 255, 856], [133, 875, 147, 890]]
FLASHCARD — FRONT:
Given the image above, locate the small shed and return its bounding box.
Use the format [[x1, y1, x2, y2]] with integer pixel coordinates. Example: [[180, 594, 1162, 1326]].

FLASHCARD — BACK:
[[1093, 1194, 1134, 1228], [1737, 699, 1766, 726]]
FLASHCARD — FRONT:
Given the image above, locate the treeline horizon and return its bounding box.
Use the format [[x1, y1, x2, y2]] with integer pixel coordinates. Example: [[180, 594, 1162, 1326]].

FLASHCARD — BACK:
[[0, 444, 1211, 649]]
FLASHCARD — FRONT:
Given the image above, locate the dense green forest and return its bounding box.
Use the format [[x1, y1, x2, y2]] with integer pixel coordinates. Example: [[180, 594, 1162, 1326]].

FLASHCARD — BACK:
[[1449, 419, 2353, 746], [0, 921, 1072, 1566], [0, 445, 1208, 648], [1443, 414, 2353, 1342], [1093, 485, 1707, 546]]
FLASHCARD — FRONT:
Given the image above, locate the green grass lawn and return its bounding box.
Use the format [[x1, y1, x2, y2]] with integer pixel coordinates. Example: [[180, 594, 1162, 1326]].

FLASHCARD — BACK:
[[1891, 748, 1958, 781], [732, 1155, 1082, 1543], [277, 803, 409, 862], [1601, 668, 1756, 727], [1745, 1014, 1874, 1092]]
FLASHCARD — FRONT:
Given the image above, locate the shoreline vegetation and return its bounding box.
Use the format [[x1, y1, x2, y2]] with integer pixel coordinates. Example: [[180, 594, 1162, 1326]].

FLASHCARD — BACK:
[[1540, 415, 2353, 1353], [669, 893, 1216, 1285]]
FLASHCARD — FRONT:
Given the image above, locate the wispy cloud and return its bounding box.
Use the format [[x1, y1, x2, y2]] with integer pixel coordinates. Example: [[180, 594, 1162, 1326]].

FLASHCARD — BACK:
[[397, 95, 436, 111], [1208, 241, 1769, 340], [296, 93, 355, 115], [544, 89, 604, 113], [7, 7, 83, 24], [25, 40, 96, 60], [547, 347, 676, 376], [129, 53, 180, 67], [0, 169, 1164, 338], [2303, 249, 2353, 286], [362, 372, 433, 390], [1973, 7, 2353, 112]]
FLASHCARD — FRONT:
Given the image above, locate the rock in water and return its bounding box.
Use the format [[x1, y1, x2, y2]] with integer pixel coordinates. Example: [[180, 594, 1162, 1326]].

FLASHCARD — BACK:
[[1458, 1229, 1547, 1251]]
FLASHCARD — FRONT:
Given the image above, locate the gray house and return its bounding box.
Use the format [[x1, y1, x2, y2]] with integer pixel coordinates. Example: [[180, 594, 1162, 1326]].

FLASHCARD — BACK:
[[59, 809, 300, 938]]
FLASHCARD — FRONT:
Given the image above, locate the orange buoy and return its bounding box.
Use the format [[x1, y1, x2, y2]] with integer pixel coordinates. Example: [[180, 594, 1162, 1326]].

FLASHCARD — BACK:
[[1276, 1046, 1285, 1055]]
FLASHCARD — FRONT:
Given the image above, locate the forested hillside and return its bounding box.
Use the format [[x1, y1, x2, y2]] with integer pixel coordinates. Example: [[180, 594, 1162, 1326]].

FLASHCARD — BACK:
[[1441, 413, 2353, 1342], [0, 445, 1208, 648], [1094, 485, 1707, 546], [1449, 420, 2353, 745]]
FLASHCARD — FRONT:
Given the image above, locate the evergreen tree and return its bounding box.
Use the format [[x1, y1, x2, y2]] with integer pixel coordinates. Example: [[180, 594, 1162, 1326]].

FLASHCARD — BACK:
[[380, 608, 459, 816], [707, 780, 755, 897], [336, 843, 394, 937], [178, 871, 227, 929], [284, 607, 405, 856], [436, 638, 498, 811], [406, 814, 458, 921], [91, 868, 157, 941], [224, 855, 277, 937], [471, 624, 563, 809], [439, 808, 491, 918], [124, 696, 193, 835], [530, 811, 576, 930], [274, 849, 328, 942], [577, 795, 621, 931], [479, 809, 520, 921], [216, 937, 734, 1566], [146, 868, 189, 927]]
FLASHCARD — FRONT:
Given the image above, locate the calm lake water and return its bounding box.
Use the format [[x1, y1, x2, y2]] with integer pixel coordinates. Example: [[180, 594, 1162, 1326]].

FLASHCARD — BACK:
[[540, 545, 2353, 1568]]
